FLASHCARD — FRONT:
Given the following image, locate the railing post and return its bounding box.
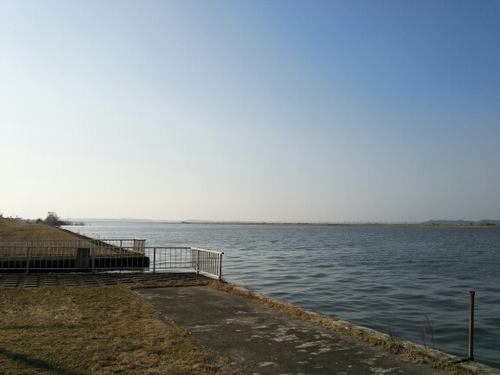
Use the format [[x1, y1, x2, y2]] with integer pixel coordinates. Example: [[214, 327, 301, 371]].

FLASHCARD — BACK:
[[469, 291, 475, 361], [26, 240, 32, 274], [218, 252, 223, 281], [196, 249, 200, 275], [92, 247, 95, 273], [153, 248, 156, 273]]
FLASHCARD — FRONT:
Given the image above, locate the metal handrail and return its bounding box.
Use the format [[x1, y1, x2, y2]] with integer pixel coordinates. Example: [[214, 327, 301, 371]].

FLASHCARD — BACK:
[[0, 244, 223, 280]]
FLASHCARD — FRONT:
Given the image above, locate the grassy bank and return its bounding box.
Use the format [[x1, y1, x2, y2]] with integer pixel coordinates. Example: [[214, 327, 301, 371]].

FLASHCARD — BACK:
[[0, 218, 233, 374], [0, 285, 231, 375], [0, 218, 80, 240]]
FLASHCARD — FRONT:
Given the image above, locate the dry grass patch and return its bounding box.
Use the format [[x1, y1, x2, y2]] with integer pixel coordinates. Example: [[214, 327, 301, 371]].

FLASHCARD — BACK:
[[0, 219, 79, 240], [0, 286, 231, 375]]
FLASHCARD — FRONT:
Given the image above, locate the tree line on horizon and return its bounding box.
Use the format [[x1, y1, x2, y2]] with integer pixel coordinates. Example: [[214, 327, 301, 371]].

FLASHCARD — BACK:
[[0, 212, 84, 227]]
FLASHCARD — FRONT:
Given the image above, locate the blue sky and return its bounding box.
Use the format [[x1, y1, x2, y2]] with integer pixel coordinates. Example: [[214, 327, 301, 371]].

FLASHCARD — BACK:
[[1, 0, 499, 222]]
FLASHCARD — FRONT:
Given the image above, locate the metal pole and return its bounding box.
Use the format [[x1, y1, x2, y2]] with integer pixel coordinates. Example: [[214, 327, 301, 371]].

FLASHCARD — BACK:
[[218, 253, 223, 281], [153, 248, 156, 273], [196, 249, 200, 275], [469, 291, 475, 360], [26, 241, 32, 274]]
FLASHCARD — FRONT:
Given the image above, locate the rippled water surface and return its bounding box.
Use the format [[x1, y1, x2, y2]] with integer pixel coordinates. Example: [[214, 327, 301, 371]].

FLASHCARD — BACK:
[[67, 222, 500, 368]]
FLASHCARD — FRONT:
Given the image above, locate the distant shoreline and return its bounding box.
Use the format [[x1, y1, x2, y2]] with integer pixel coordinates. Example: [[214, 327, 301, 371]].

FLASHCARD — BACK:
[[63, 218, 500, 228], [168, 221, 500, 228]]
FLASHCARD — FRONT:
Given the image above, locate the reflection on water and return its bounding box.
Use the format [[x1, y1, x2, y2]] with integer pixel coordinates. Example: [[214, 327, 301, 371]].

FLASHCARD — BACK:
[[66, 222, 500, 369]]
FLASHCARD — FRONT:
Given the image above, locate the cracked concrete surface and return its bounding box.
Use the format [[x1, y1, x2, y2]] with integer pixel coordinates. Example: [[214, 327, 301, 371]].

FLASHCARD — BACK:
[[136, 286, 453, 375]]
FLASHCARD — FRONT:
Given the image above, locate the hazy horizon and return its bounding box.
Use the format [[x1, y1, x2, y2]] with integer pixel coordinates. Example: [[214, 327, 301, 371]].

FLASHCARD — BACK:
[[2, 1, 500, 223], [6, 215, 497, 226]]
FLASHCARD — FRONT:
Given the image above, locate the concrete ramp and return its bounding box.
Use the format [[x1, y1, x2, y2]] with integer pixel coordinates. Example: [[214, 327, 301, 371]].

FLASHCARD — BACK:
[[136, 286, 450, 375]]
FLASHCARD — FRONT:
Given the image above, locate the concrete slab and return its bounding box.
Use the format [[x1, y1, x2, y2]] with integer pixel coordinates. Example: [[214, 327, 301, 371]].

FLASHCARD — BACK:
[[0, 272, 209, 289], [43, 275, 60, 287], [62, 275, 79, 287], [2, 275, 21, 288], [136, 286, 451, 375], [23, 276, 39, 288]]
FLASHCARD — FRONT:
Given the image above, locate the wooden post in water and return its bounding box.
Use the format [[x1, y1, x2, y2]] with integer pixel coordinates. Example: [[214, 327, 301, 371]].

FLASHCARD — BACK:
[[469, 291, 475, 361]]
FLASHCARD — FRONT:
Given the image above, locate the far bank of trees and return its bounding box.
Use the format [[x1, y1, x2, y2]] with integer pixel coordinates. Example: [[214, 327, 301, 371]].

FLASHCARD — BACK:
[[0, 212, 84, 226], [43, 212, 68, 227], [40, 212, 85, 226]]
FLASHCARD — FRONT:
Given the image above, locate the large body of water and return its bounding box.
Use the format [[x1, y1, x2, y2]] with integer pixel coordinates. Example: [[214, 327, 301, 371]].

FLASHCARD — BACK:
[[65, 221, 500, 369]]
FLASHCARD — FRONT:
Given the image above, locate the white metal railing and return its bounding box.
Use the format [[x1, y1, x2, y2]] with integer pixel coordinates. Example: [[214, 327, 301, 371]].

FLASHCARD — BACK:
[[145, 247, 224, 280], [0, 241, 223, 280], [191, 247, 224, 280], [99, 239, 146, 254], [0, 239, 146, 252]]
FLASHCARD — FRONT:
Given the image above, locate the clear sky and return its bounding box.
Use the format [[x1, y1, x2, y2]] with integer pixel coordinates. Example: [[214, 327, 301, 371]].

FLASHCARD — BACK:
[[1, 1, 499, 223]]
